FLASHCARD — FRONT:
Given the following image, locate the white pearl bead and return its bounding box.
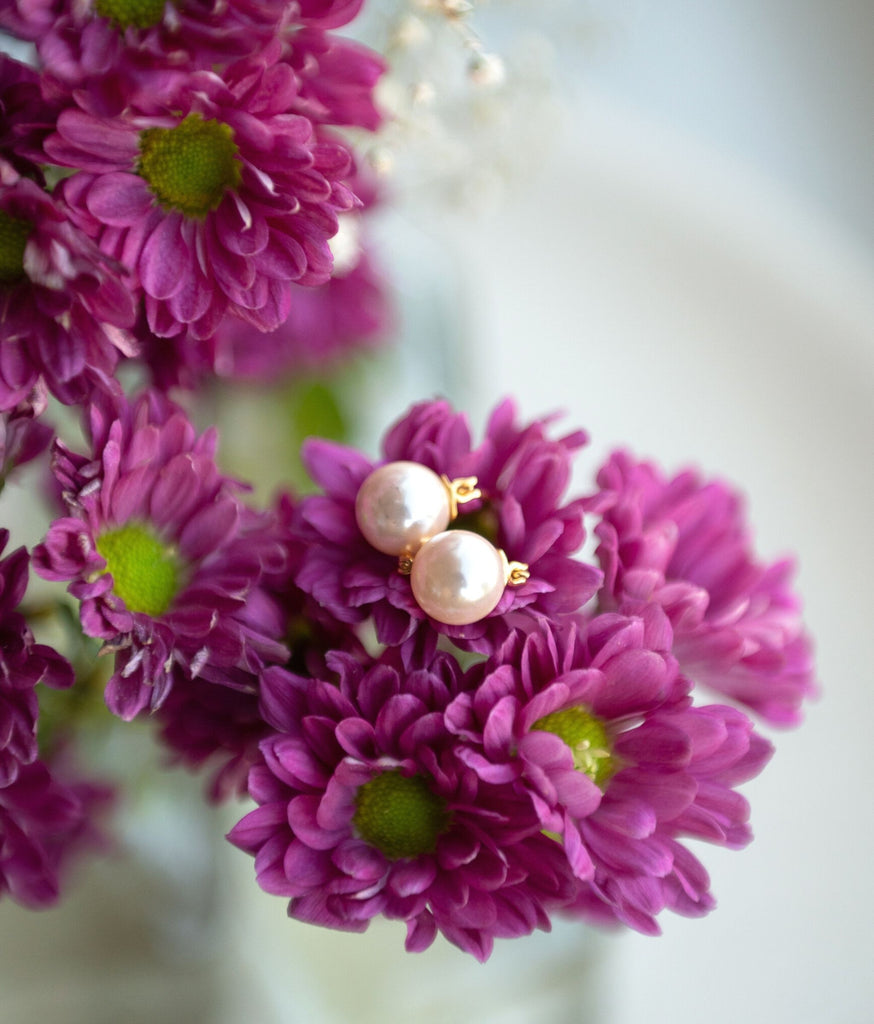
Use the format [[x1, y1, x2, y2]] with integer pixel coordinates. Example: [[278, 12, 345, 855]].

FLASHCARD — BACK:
[[410, 530, 506, 626], [355, 461, 451, 556]]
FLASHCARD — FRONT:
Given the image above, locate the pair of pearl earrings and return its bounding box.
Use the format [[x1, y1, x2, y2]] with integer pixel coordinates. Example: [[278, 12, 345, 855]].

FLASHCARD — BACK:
[[354, 461, 529, 626]]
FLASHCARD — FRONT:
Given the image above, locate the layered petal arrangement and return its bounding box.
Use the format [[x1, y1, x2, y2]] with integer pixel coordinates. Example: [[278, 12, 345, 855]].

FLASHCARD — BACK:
[[229, 650, 577, 960], [220, 396, 812, 957], [5, 384, 815, 953], [46, 49, 359, 340], [33, 391, 287, 719]]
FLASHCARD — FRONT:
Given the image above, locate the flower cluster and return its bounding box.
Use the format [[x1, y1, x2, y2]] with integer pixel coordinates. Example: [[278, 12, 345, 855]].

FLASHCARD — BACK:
[[0, 1, 815, 965], [0, 0, 390, 407], [224, 397, 814, 958], [0, 0, 389, 903]]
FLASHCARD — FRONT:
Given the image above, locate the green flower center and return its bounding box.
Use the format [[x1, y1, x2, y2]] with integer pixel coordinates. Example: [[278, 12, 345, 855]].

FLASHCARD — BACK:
[[96, 523, 180, 617], [353, 771, 451, 860], [532, 707, 615, 788], [137, 114, 241, 218], [94, 0, 168, 30], [0, 211, 32, 286]]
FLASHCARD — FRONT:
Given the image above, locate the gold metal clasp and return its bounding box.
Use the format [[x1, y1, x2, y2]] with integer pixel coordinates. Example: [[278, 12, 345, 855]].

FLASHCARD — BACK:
[[441, 475, 482, 520]]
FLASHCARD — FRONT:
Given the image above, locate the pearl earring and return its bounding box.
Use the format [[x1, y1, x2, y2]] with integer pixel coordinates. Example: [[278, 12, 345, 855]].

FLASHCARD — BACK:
[[404, 529, 530, 626], [354, 461, 481, 556], [355, 461, 529, 626]]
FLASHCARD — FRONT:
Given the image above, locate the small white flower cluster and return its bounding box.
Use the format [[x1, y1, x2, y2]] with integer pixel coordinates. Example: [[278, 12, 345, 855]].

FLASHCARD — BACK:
[[357, 0, 571, 213]]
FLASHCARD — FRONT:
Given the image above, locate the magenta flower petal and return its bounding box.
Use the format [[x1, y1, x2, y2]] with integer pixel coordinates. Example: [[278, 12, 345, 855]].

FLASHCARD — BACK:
[[85, 173, 153, 227]]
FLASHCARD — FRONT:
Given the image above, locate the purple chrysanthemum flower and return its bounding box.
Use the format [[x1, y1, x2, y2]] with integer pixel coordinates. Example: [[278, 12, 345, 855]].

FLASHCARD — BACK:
[[46, 46, 359, 340], [138, 165, 391, 389], [446, 615, 773, 934], [29, 8, 380, 121], [1, 531, 74, 787], [588, 451, 816, 726], [0, 162, 138, 409], [228, 650, 577, 960], [295, 398, 602, 654], [32, 390, 287, 720], [25, 0, 356, 112]]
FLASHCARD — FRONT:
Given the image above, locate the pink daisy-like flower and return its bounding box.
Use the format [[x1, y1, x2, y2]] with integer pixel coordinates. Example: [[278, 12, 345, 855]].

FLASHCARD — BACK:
[[0, 162, 138, 409], [447, 614, 773, 934], [32, 390, 287, 720], [588, 450, 816, 726], [295, 398, 602, 653], [1, 531, 74, 787], [46, 46, 358, 340], [228, 650, 577, 960]]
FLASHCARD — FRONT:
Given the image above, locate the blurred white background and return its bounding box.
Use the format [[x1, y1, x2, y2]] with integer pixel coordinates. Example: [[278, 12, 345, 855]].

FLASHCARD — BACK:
[[450, 2, 874, 1022]]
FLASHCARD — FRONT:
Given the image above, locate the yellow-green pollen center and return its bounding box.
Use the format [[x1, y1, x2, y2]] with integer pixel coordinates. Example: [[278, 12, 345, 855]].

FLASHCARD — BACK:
[[353, 771, 451, 860], [96, 523, 180, 617], [137, 114, 241, 218], [0, 211, 32, 286], [94, 0, 168, 30], [532, 707, 615, 788]]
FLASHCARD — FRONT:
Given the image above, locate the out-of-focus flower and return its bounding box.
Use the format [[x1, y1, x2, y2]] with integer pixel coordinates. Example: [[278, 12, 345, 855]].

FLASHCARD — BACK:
[[287, 28, 386, 131], [211, 246, 392, 381], [588, 451, 816, 726], [0, 531, 74, 787], [0, 53, 60, 176], [0, 385, 53, 486], [0, 755, 114, 908]]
